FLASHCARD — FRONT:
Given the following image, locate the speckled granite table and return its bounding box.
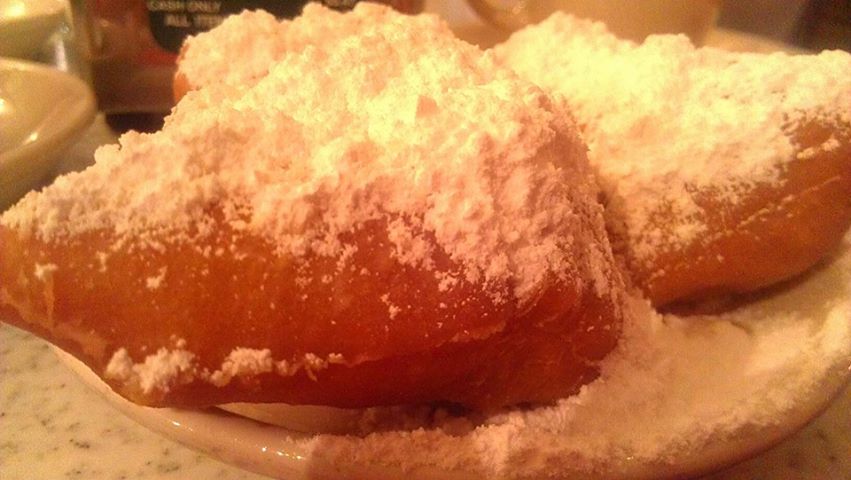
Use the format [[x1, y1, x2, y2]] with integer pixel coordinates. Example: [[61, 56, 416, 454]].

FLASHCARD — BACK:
[[0, 324, 268, 480]]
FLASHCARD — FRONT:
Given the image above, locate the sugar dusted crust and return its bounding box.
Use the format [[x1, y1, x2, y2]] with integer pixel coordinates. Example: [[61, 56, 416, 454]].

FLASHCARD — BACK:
[[0, 4, 626, 409], [174, 4, 448, 100], [495, 14, 851, 306]]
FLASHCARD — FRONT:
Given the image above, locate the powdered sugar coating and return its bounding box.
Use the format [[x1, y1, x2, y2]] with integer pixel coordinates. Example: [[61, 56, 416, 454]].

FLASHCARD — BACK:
[[105, 345, 346, 393], [55, 238, 851, 478], [178, 4, 448, 94], [2, 4, 616, 307], [277, 234, 851, 479], [178, 9, 285, 90], [105, 345, 195, 395], [494, 13, 851, 267]]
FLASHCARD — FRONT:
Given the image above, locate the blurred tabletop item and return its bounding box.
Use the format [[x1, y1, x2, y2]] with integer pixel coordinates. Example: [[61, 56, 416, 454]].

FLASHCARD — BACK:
[[717, 0, 850, 53], [0, 0, 96, 211], [0, 58, 95, 210], [0, 0, 66, 58], [465, 0, 721, 45]]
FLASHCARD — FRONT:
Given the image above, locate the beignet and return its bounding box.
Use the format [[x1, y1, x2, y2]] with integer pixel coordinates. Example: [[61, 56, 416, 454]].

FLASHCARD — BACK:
[[495, 14, 851, 307], [0, 4, 626, 410]]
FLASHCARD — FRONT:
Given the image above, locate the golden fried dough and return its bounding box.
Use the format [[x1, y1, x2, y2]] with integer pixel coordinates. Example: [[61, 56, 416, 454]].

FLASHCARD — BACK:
[[634, 117, 851, 305], [0, 4, 626, 410], [495, 14, 851, 307]]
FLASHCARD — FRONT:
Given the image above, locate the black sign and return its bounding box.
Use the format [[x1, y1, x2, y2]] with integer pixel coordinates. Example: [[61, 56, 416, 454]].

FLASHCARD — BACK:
[[146, 1, 334, 53]]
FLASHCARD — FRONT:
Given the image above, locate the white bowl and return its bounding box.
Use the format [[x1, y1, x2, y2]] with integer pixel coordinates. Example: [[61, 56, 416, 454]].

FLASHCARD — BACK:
[[0, 57, 95, 211], [0, 0, 66, 58]]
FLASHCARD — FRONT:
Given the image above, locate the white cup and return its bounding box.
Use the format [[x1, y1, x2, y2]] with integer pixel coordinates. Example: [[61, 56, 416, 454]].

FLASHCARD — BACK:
[[467, 0, 721, 45]]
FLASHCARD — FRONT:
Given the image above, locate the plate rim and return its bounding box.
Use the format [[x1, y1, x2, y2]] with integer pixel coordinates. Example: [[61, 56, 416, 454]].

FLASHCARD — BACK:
[[0, 56, 96, 208], [54, 332, 851, 480]]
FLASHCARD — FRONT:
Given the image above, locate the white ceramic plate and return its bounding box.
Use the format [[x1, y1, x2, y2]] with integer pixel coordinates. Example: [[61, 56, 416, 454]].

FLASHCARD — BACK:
[[0, 0, 66, 58], [55, 234, 851, 480], [0, 57, 95, 210]]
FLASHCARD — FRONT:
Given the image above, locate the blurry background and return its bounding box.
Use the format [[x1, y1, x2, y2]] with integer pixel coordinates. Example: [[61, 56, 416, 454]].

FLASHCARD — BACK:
[[6, 0, 849, 119], [10, 0, 851, 72], [1, 0, 848, 209], [717, 0, 850, 52]]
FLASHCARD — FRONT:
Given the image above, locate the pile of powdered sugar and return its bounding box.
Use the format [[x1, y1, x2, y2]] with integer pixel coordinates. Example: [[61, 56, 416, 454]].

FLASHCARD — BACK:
[[178, 5, 446, 93], [494, 14, 851, 265], [1, 4, 616, 306], [284, 234, 851, 479]]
